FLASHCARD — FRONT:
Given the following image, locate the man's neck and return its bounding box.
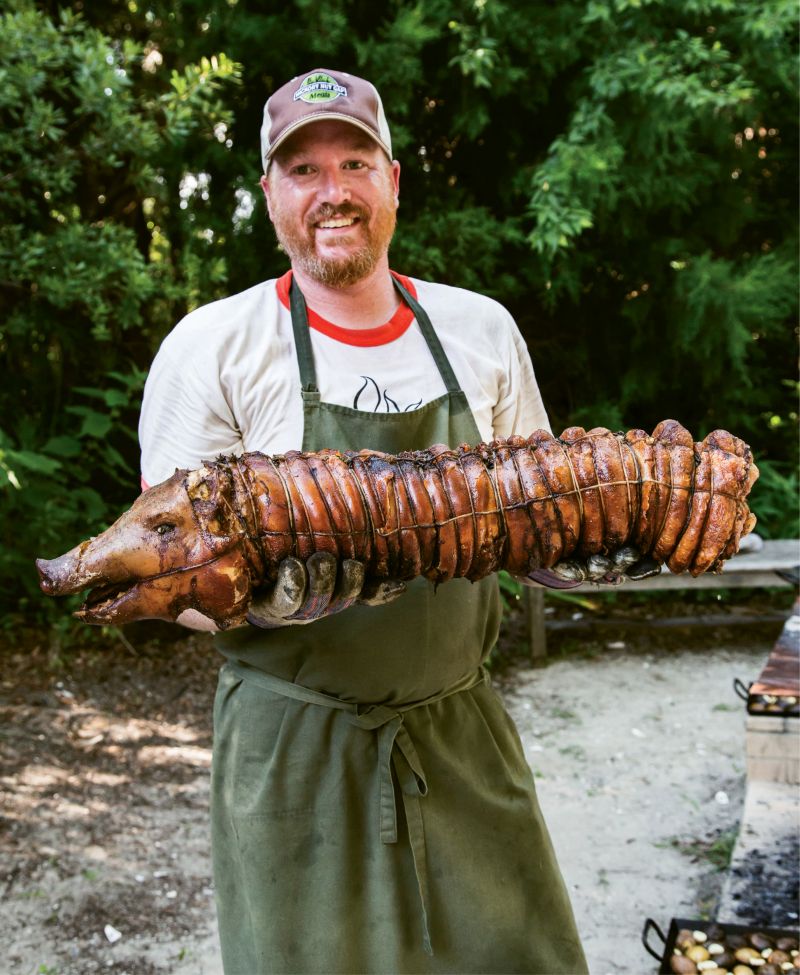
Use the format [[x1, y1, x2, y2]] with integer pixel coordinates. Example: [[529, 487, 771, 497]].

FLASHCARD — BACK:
[[291, 261, 400, 330]]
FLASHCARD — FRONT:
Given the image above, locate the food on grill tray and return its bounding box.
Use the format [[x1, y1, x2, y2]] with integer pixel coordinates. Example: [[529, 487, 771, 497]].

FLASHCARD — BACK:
[[669, 927, 799, 974], [749, 694, 800, 716], [746, 622, 800, 717], [36, 420, 758, 628]]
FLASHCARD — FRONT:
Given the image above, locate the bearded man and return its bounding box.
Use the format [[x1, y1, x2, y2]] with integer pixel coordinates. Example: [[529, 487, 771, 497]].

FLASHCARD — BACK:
[[139, 69, 588, 975]]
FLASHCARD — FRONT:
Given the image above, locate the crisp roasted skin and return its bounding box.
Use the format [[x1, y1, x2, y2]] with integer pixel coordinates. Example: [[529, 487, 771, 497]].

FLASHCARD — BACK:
[[35, 468, 257, 629], [36, 421, 758, 627]]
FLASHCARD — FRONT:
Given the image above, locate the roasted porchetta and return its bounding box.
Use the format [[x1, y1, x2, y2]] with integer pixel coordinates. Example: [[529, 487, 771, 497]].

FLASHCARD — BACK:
[[37, 420, 758, 628]]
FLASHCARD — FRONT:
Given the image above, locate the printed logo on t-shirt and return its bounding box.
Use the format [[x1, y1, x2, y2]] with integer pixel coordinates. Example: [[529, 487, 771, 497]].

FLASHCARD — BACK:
[[354, 376, 423, 413]]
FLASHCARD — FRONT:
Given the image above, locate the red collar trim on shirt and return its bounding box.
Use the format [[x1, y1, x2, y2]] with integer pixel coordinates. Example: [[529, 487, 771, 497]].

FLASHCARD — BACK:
[[275, 270, 417, 347]]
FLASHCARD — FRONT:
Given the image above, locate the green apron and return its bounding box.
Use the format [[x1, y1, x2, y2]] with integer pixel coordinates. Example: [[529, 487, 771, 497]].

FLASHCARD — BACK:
[[211, 276, 587, 975]]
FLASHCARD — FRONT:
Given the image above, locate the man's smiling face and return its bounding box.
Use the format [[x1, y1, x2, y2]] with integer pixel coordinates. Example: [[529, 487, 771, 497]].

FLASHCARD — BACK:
[[262, 119, 400, 288]]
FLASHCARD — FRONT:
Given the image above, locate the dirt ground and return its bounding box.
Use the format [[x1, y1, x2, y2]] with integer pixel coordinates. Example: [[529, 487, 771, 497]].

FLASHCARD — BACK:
[[1, 589, 794, 975]]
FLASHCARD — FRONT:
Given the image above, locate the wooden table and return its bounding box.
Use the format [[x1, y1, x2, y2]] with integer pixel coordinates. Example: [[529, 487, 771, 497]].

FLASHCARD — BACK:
[[523, 538, 799, 659]]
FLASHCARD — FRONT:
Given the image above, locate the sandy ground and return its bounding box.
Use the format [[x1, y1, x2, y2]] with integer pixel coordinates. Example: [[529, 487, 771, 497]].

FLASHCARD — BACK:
[[0, 596, 791, 975], [503, 646, 762, 974]]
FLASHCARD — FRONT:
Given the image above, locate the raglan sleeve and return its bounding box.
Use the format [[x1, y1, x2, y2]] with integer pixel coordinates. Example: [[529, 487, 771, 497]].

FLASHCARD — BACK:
[[139, 326, 243, 489], [492, 307, 552, 438]]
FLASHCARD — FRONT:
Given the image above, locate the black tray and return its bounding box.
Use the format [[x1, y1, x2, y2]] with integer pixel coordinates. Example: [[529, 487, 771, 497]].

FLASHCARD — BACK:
[[734, 677, 800, 717], [642, 916, 800, 973]]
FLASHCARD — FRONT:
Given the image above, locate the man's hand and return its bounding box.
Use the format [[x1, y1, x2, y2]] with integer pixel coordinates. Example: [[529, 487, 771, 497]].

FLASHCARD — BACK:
[[246, 553, 406, 628], [525, 545, 663, 590]]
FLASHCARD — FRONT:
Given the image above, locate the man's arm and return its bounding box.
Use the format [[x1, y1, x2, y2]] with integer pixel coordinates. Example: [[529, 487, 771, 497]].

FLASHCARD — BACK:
[[492, 309, 551, 439], [139, 343, 243, 489], [139, 322, 404, 630]]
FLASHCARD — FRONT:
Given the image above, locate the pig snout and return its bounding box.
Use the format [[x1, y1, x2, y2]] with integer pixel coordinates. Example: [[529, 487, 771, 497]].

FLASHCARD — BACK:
[[36, 538, 100, 596], [36, 557, 63, 595]]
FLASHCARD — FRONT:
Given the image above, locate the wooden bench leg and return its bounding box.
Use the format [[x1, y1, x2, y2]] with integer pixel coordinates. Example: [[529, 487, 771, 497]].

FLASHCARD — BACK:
[[524, 587, 547, 659]]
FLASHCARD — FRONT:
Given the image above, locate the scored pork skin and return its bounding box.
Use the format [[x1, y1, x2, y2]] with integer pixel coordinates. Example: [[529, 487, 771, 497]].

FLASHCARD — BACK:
[[236, 420, 757, 584], [37, 420, 759, 629]]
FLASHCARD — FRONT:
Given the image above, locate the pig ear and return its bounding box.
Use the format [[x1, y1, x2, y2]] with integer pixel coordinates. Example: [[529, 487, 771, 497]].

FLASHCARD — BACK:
[[185, 465, 216, 501], [185, 463, 242, 541]]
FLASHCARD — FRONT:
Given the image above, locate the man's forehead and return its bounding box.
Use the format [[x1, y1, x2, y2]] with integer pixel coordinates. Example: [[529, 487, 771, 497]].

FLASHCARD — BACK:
[[274, 120, 382, 162]]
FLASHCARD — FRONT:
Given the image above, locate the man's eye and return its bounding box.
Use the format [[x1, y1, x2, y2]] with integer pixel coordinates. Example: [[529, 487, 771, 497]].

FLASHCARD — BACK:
[[343, 160, 366, 170], [155, 523, 175, 536], [291, 164, 314, 176]]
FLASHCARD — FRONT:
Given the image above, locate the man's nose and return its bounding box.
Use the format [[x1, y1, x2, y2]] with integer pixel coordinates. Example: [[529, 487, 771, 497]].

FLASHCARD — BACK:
[[317, 168, 351, 206]]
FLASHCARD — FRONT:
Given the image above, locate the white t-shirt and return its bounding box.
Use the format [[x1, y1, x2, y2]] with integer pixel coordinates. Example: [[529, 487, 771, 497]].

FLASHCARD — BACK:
[[139, 271, 550, 487]]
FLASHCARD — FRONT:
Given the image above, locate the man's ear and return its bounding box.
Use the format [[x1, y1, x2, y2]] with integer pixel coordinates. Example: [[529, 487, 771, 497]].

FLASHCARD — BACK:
[[391, 160, 401, 206], [259, 174, 274, 220]]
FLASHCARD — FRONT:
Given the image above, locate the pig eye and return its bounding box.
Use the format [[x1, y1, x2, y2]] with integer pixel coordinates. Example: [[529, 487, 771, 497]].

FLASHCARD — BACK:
[[154, 523, 175, 536]]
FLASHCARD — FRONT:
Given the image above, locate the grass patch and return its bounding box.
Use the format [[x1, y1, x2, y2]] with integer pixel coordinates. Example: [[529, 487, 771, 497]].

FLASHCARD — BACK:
[[656, 828, 738, 871]]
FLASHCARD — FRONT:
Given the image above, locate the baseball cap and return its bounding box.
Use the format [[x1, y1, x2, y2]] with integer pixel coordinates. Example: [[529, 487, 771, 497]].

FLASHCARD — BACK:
[[260, 69, 393, 172]]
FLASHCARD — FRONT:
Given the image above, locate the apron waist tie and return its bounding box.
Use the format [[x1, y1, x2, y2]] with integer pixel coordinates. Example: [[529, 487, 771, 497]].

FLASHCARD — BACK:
[[226, 660, 489, 957]]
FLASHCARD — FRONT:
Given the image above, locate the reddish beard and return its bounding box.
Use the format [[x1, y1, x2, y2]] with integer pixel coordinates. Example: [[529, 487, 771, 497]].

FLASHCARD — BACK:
[[270, 196, 397, 288]]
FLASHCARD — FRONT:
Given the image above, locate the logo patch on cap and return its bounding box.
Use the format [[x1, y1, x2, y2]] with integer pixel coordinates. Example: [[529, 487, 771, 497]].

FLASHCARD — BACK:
[[293, 72, 347, 103]]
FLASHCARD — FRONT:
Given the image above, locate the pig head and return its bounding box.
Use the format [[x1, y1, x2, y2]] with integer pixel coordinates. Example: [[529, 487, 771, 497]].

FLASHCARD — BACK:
[[36, 464, 257, 629]]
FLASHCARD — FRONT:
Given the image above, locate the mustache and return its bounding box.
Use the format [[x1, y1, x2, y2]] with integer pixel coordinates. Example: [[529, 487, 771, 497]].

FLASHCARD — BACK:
[[307, 202, 368, 226]]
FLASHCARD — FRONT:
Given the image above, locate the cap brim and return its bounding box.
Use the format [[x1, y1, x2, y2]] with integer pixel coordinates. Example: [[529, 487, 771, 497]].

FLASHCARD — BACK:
[[264, 113, 392, 170]]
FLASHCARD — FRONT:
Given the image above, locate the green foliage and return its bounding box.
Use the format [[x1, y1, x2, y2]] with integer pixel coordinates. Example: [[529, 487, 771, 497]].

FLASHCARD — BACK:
[[497, 569, 522, 612], [0, 2, 240, 619], [2, 0, 797, 626], [748, 459, 799, 538]]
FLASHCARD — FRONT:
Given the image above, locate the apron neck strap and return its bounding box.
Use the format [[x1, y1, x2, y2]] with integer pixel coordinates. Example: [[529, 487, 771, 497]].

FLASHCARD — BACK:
[[289, 273, 463, 395], [390, 275, 461, 394], [289, 276, 319, 393]]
